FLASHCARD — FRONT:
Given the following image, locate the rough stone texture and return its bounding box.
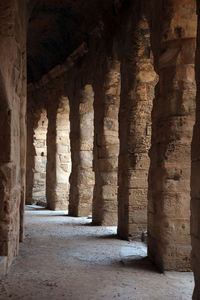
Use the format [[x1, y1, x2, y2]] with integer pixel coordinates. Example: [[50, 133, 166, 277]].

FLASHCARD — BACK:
[[191, 2, 200, 299], [26, 100, 44, 206], [118, 7, 157, 240], [55, 98, 71, 210], [32, 110, 48, 206], [5, 4, 198, 298], [26, 45, 87, 211], [19, 44, 27, 243], [148, 0, 197, 271], [0, 0, 26, 268], [69, 85, 94, 217], [93, 59, 120, 226], [46, 97, 71, 211]]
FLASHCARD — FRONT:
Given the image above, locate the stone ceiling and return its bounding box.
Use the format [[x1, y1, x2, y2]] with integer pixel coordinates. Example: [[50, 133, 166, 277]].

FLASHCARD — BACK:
[[27, 0, 120, 83]]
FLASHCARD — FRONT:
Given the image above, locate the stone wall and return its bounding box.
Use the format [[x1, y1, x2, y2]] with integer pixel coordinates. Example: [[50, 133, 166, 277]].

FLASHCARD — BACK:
[[0, 0, 26, 268], [191, 1, 200, 298]]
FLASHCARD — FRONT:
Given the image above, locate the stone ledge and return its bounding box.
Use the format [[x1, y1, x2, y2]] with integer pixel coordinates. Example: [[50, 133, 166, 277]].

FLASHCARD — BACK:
[[0, 256, 7, 278]]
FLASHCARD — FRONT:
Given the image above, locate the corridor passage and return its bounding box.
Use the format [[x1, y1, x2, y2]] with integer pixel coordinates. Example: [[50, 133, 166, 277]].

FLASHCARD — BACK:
[[0, 206, 194, 300]]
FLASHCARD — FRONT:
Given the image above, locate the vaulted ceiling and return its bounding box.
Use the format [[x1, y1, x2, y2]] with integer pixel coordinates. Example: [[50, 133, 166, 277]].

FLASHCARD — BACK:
[[27, 0, 119, 83]]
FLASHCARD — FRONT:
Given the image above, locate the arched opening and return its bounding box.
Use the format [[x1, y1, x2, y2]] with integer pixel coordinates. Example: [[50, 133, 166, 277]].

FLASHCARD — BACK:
[[27, 95, 71, 211]]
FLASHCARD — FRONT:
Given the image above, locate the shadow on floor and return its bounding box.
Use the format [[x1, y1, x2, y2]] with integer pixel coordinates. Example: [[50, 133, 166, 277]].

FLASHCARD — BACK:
[[116, 256, 161, 273]]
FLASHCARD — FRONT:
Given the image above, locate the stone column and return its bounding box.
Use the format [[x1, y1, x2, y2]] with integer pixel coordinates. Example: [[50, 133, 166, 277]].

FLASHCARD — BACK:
[[191, 3, 200, 299], [118, 16, 157, 240], [148, 0, 196, 271], [26, 101, 38, 205], [93, 59, 120, 226], [0, 100, 12, 260], [56, 97, 71, 210], [32, 109, 48, 206], [46, 97, 70, 211], [69, 85, 94, 217], [19, 50, 27, 242], [26, 104, 47, 206], [46, 101, 58, 210]]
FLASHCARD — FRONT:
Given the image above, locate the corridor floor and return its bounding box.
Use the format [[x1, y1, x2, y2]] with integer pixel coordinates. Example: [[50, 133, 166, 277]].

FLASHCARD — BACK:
[[0, 206, 194, 300]]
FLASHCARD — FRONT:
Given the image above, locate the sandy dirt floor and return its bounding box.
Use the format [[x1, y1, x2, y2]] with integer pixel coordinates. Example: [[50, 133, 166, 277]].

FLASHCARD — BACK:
[[0, 205, 194, 300]]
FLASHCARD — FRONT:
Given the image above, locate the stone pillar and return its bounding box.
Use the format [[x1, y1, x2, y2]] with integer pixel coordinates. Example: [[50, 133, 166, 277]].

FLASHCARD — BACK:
[[46, 97, 70, 211], [69, 85, 94, 217], [191, 3, 200, 299], [56, 97, 71, 210], [26, 101, 37, 205], [93, 60, 120, 226], [118, 16, 157, 240], [19, 50, 27, 242], [0, 101, 12, 260], [148, 0, 196, 271], [46, 101, 58, 210], [26, 105, 47, 206], [32, 109, 48, 206]]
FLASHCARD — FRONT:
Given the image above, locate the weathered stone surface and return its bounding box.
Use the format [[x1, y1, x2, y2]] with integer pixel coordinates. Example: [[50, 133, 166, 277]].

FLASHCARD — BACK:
[[32, 110, 48, 206], [93, 59, 120, 226], [0, 0, 26, 269], [46, 97, 71, 211], [148, 0, 196, 271], [1, 1, 198, 293], [191, 2, 200, 298], [118, 10, 156, 240], [69, 85, 94, 217], [26, 107, 48, 207]]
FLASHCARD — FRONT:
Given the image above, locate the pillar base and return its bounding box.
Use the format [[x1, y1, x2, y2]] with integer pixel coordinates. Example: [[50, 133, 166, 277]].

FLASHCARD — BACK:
[[0, 256, 7, 278]]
